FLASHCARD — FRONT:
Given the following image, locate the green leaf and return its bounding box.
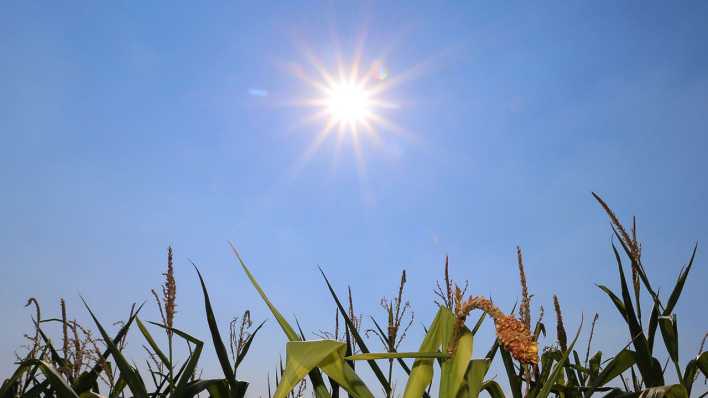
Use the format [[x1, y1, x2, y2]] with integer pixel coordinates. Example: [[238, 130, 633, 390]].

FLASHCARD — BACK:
[[181, 379, 244, 398], [589, 351, 602, 379], [81, 298, 148, 398], [658, 315, 679, 365], [610, 244, 663, 387], [232, 245, 298, 340], [144, 322, 203, 398], [664, 244, 697, 315], [109, 374, 127, 398], [596, 285, 627, 322], [699, 351, 708, 377], [73, 306, 140, 394], [135, 317, 170, 367], [22, 360, 79, 398], [193, 265, 240, 396], [536, 319, 583, 398], [589, 350, 636, 389], [232, 244, 332, 398], [273, 340, 373, 398], [459, 359, 491, 398], [481, 380, 506, 398], [470, 313, 487, 335], [402, 308, 453, 398], [319, 268, 393, 395], [572, 350, 586, 386], [234, 320, 265, 372], [500, 346, 522, 398], [682, 352, 707, 396], [440, 326, 473, 398], [537, 349, 560, 384], [647, 302, 661, 353]]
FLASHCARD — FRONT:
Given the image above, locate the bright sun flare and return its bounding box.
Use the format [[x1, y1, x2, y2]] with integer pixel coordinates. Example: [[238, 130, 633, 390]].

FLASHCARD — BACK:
[[324, 81, 372, 127], [290, 50, 410, 177], [296, 56, 398, 141]]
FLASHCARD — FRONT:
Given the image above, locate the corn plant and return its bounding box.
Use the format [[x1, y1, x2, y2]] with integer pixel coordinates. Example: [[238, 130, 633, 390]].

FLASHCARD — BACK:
[[3, 194, 705, 398]]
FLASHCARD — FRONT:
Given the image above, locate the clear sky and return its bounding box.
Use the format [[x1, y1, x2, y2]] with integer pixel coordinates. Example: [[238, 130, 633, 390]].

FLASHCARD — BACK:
[[1, 1, 707, 396]]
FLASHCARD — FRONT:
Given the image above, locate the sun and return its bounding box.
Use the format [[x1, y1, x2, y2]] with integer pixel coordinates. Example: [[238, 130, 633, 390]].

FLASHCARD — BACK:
[[287, 45, 414, 179], [324, 80, 372, 128], [293, 55, 398, 142]]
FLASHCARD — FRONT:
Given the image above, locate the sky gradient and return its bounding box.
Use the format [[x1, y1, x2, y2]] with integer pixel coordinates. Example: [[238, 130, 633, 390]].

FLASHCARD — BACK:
[[1, 2, 707, 396]]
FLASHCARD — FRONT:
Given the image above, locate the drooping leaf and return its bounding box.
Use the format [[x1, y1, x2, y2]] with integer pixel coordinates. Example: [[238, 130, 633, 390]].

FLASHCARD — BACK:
[[589, 350, 636, 390], [481, 380, 506, 398], [658, 315, 679, 365], [231, 244, 334, 398], [596, 284, 628, 321], [682, 351, 708, 396], [273, 340, 373, 398]]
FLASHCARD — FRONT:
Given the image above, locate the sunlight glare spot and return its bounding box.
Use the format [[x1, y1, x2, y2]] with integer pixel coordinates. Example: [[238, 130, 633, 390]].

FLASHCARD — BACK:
[[325, 81, 371, 127]]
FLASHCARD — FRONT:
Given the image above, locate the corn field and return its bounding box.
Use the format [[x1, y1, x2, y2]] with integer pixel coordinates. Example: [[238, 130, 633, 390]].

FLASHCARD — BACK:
[[2, 193, 706, 398]]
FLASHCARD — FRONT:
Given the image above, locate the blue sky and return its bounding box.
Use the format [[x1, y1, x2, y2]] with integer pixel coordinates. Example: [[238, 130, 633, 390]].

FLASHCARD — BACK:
[[1, 1, 707, 396]]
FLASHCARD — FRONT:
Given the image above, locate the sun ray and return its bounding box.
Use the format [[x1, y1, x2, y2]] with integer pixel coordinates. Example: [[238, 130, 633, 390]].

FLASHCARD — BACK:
[[284, 36, 436, 185]]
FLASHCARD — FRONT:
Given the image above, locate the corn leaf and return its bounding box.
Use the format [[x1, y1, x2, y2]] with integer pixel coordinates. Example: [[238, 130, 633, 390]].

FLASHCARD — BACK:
[[234, 320, 265, 372], [401, 308, 454, 398], [481, 380, 506, 398], [231, 244, 331, 398], [500, 346, 522, 398], [319, 268, 393, 395], [82, 298, 148, 398], [610, 244, 663, 386], [440, 326, 473, 398], [536, 319, 583, 398], [135, 317, 170, 367], [73, 305, 140, 394], [21, 360, 79, 398], [658, 315, 679, 365], [144, 322, 203, 398], [193, 265, 241, 396], [588, 350, 636, 391], [459, 359, 491, 398], [273, 340, 373, 398], [683, 352, 708, 396]]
